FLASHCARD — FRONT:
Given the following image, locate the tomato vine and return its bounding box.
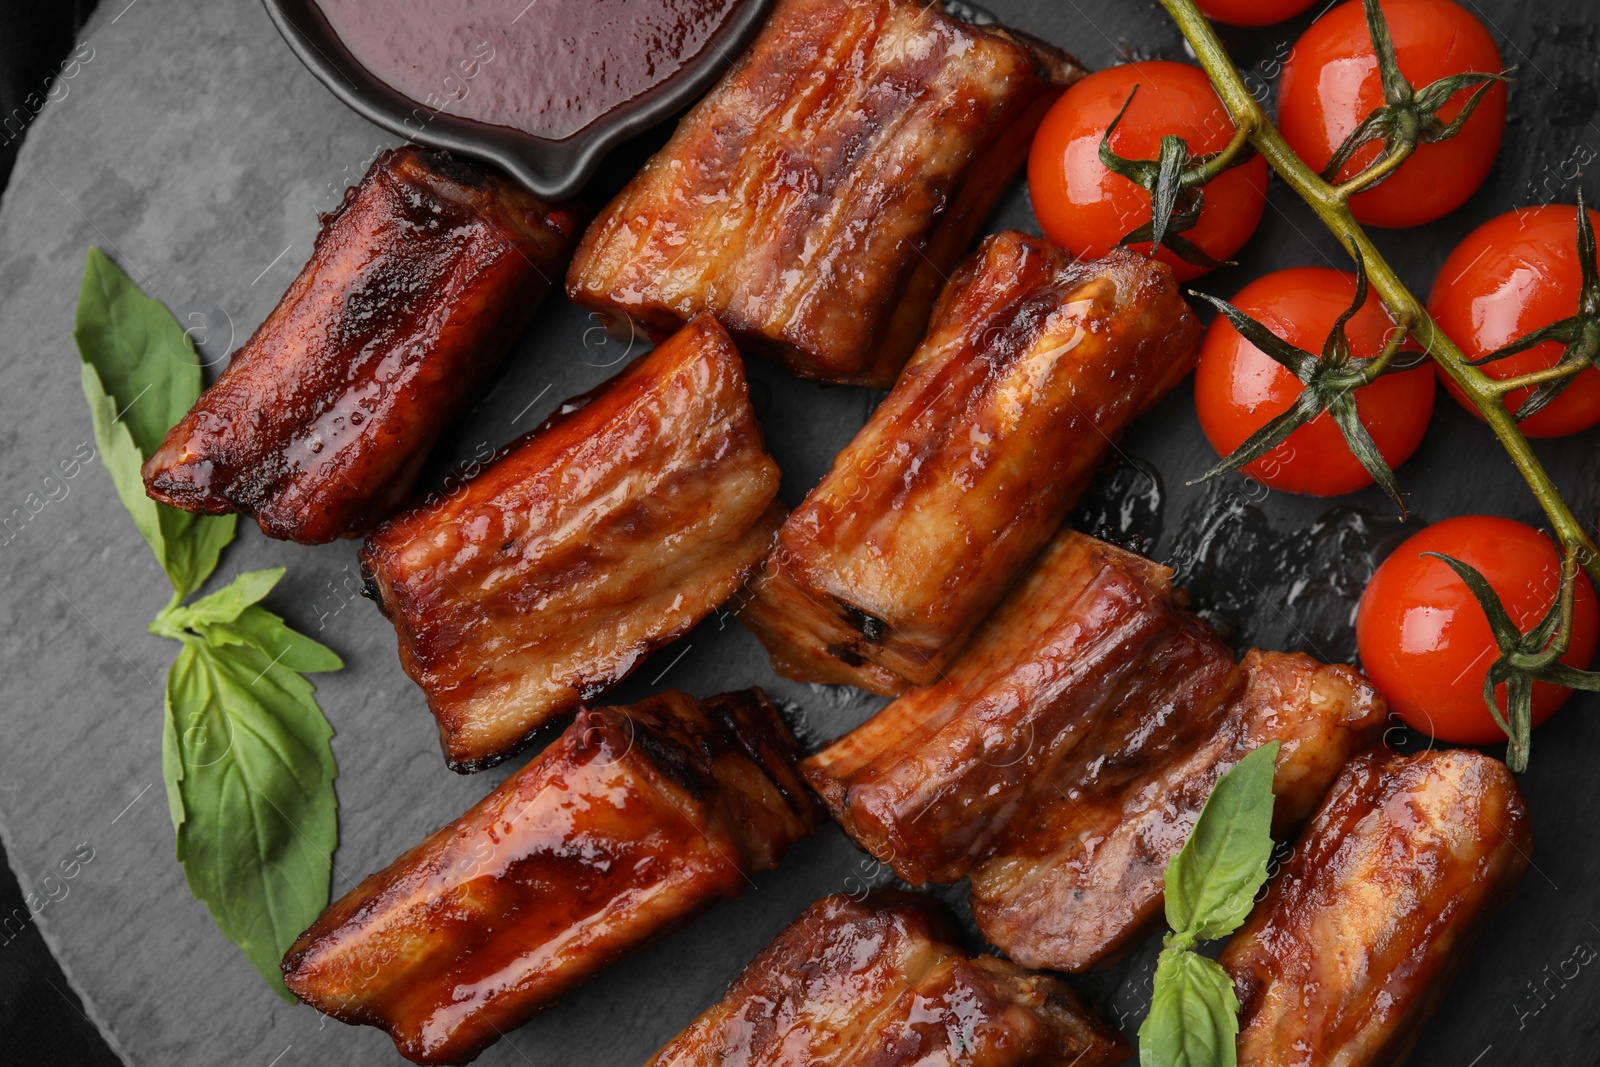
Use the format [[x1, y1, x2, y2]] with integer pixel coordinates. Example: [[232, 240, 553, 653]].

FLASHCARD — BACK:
[[1158, 0, 1600, 588]]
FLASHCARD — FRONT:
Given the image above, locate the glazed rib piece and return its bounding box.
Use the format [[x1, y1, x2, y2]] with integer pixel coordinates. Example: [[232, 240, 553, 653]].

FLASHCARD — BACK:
[[802, 527, 1389, 975], [567, 0, 1084, 387], [801, 530, 1233, 885], [1220, 748, 1531, 1067], [144, 146, 576, 543], [970, 650, 1387, 972], [740, 239, 1200, 694], [646, 894, 1129, 1067], [283, 689, 819, 1067], [361, 314, 784, 771]]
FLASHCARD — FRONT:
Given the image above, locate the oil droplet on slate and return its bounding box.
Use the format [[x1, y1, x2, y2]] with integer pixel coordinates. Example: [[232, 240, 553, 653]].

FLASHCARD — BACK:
[[1067, 455, 1165, 557], [1162, 479, 1411, 662]]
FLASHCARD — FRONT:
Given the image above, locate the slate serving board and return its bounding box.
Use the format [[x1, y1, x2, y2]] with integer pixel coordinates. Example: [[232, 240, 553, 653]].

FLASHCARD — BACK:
[[1, 0, 1597, 1063]]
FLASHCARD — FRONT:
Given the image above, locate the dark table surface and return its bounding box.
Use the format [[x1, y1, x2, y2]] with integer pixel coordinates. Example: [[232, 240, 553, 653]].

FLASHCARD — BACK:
[[1, 0, 1598, 1064]]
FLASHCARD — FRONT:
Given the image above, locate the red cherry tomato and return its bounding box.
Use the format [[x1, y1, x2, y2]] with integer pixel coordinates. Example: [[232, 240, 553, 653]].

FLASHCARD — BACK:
[[1028, 61, 1268, 282], [1193, 266, 1435, 495], [1278, 0, 1506, 228], [1428, 205, 1600, 437], [1356, 516, 1599, 744], [1197, 0, 1317, 26]]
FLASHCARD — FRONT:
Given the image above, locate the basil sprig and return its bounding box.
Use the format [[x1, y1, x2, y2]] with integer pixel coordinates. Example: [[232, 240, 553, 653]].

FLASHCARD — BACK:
[[1139, 741, 1280, 1067], [74, 249, 341, 998]]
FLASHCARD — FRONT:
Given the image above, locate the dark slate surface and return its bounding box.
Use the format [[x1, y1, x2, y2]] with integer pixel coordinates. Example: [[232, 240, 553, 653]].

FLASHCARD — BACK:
[[0, 2, 127, 1064], [0, 0, 1597, 1064]]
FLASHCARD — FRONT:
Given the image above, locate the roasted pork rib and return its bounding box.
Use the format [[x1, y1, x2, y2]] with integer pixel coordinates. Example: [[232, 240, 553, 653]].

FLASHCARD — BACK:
[[801, 530, 1220, 884], [566, 0, 1085, 387], [970, 650, 1387, 972], [144, 147, 576, 543], [646, 893, 1130, 1067], [802, 529, 1388, 971], [361, 314, 784, 771], [1220, 748, 1531, 1067], [283, 689, 818, 1066], [739, 238, 1200, 694]]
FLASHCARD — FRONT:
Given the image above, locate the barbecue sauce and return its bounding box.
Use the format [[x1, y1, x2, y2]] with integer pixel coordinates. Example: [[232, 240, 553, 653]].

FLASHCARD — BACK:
[[311, 0, 746, 140]]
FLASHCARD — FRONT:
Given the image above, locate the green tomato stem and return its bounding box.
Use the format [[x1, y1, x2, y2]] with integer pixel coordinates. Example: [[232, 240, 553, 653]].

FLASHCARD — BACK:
[[1489, 361, 1587, 394], [1356, 309, 1417, 385], [1189, 119, 1258, 184], [1158, 0, 1600, 588], [1333, 135, 1416, 200]]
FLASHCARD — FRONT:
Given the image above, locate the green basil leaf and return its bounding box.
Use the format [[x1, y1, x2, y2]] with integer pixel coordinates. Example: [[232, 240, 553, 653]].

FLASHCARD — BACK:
[[161, 639, 203, 837], [163, 635, 338, 999], [169, 568, 286, 629], [169, 569, 342, 672], [1165, 741, 1280, 944], [162, 508, 237, 602], [196, 604, 344, 675], [75, 248, 202, 454], [74, 247, 234, 596], [80, 361, 170, 568], [1139, 946, 1240, 1067]]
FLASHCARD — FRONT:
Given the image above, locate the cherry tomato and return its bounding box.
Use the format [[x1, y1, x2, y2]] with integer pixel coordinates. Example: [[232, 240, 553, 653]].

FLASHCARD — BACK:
[[1278, 0, 1506, 228], [1356, 516, 1598, 744], [1428, 205, 1600, 437], [1028, 61, 1268, 282], [1193, 266, 1435, 495], [1197, 0, 1317, 26]]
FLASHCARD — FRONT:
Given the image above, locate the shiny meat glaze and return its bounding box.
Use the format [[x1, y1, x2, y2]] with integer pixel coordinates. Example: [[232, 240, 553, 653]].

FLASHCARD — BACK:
[[740, 238, 1200, 691], [801, 530, 1211, 885], [361, 315, 783, 771], [143, 147, 576, 544], [282, 689, 819, 1066], [646, 894, 1129, 1067], [970, 650, 1387, 972], [565, 0, 1085, 387], [803, 525, 1388, 963], [1220, 748, 1531, 1067]]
